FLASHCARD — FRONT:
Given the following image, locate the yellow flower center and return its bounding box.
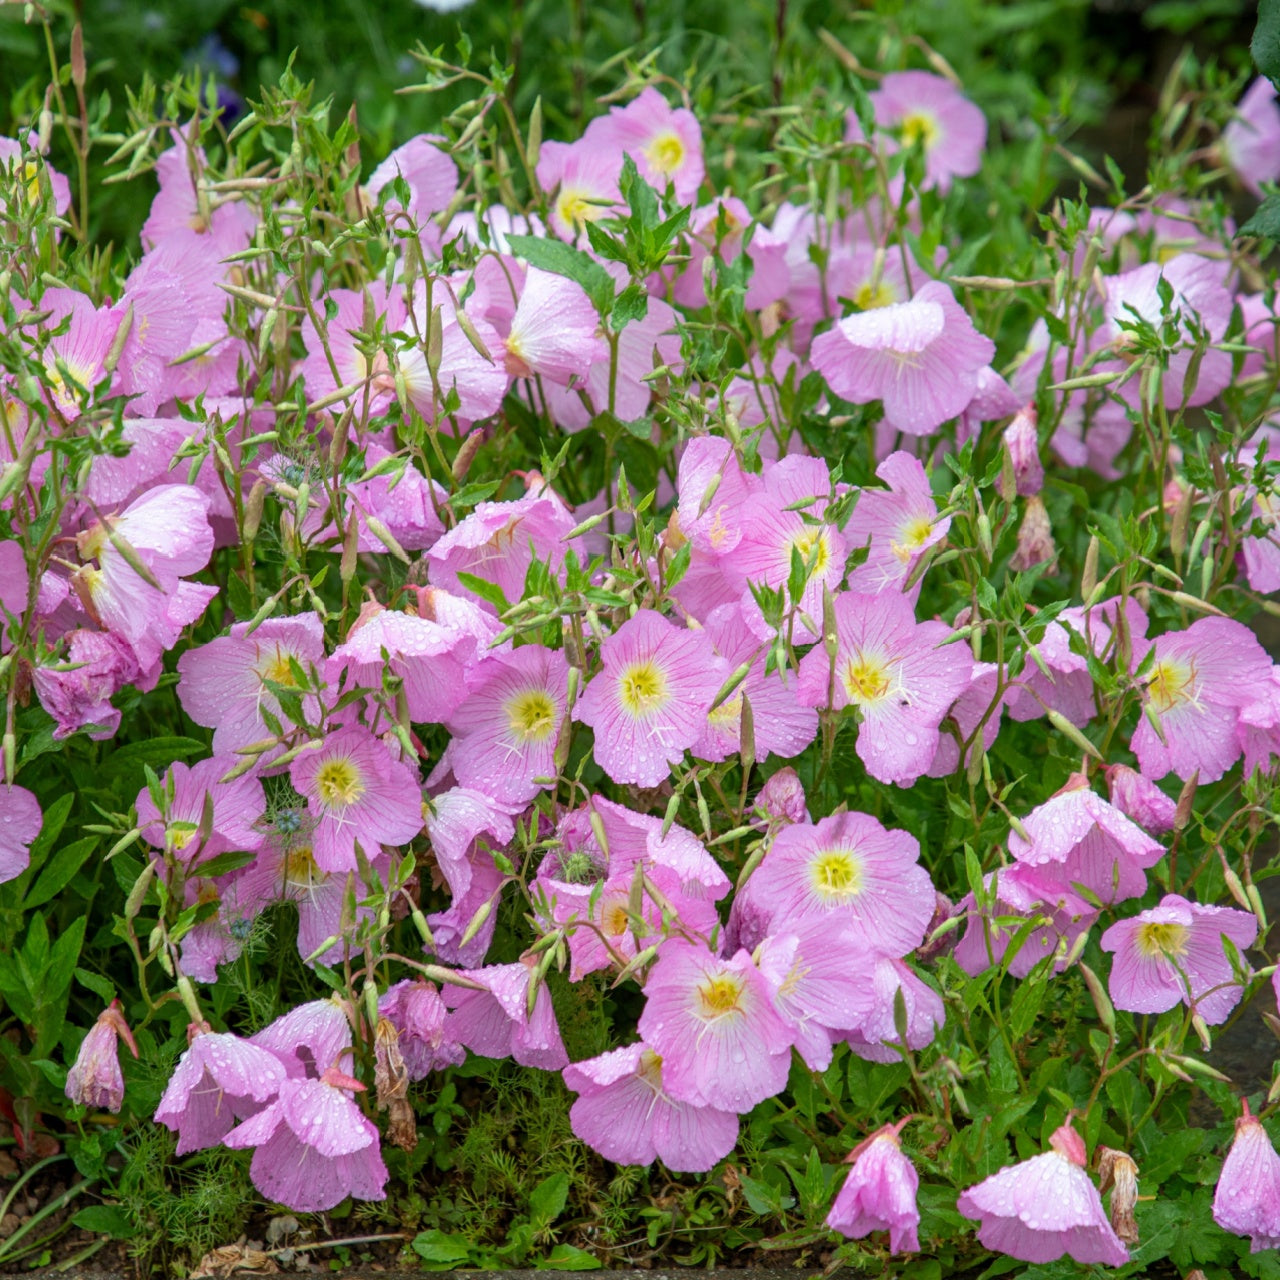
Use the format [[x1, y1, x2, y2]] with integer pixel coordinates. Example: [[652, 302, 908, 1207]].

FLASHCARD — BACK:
[[602, 900, 631, 936], [638, 1049, 664, 1086], [708, 692, 744, 730], [892, 516, 934, 563], [789, 528, 831, 577], [843, 651, 892, 703], [644, 130, 685, 176], [170, 824, 195, 851], [619, 660, 669, 719], [261, 647, 299, 686], [507, 689, 557, 742], [854, 280, 897, 310], [315, 758, 365, 807], [285, 844, 323, 889], [810, 849, 862, 902], [555, 186, 601, 232], [696, 973, 745, 1018], [1148, 659, 1196, 714], [900, 111, 939, 149], [1135, 920, 1189, 958]]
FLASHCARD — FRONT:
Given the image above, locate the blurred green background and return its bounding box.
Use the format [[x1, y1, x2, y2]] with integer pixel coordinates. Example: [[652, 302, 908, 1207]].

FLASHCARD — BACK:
[[0, 0, 1259, 247]]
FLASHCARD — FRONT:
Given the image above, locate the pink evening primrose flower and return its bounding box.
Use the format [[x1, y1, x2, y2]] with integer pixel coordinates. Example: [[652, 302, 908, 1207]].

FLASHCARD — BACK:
[[365, 133, 459, 223], [1100, 893, 1257, 1025], [73, 485, 216, 663], [845, 451, 950, 597], [290, 724, 423, 873], [636, 939, 793, 1114], [811, 281, 995, 436], [136, 757, 265, 867], [154, 1025, 287, 1154], [841, 957, 945, 1064], [1222, 79, 1280, 200], [1213, 1103, 1280, 1252], [443, 961, 569, 1071], [864, 70, 986, 193], [796, 591, 974, 786], [0, 784, 43, 884], [1130, 616, 1272, 783], [748, 810, 935, 957], [827, 1121, 920, 1253], [956, 1121, 1129, 1266], [502, 267, 607, 385], [562, 1042, 738, 1173], [591, 88, 705, 204], [65, 1001, 137, 1113], [445, 645, 569, 807], [1007, 774, 1164, 905], [535, 136, 623, 242], [672, 197, 790, 312], [674, 435, 762, 558], [33, 630, 142, 742], [223, 1067, 388, 1212], [250, 998, 354, 1080], [575, 609, 728, 788], [177, 613, 327, 754]]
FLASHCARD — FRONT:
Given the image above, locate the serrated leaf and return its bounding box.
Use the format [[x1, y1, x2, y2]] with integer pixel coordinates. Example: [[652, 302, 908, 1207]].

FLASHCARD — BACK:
[[504, 234, 615, 317]]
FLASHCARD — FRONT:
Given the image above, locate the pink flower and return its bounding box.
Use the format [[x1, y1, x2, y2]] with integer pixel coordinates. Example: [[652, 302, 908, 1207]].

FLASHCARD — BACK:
[[592, 88, 705, 203], [1131, 616, 1271, 783], [1102, 254, 1233, 409], [954, 863, 1096, 979], [1105, 764, 1176, 835], [0, 784, 43, 884], [34, 288, 119, 422], [365, 134, 458, 222], [1100, 893, 1257, 1024], [576, 610, 728, 788], [846, 451, 950, 597], [675, 436, 761, 557], [428, 491, 579, 611], [136, 757, 264, 867], [637, 940, 793, 1114], [563, 1043, 738, 1172], [445, 645, 569, 806], [327, 606, 470, 726], [756, 768, 808, 825], [1222, 79, 1280, 200], [1007, 774, 1164, 905], [502, 267, 607, 384], [827, 1122, 920, 1253], [758, 922, 877, 1070], [250, 998, 353, 1080], [864, 71, 986, 192], [65, 1001, 136, 1113], [956, 1121, 1129, 1266], [73, 485, 216, 665], [177, 613, 326, 754], [672, 198, 789, 311], [154, 1025, 286, 1154], [747, 811, 934, 956], [841, 958, 945, 1063], [290, 725, 423, 872], [33, 630, 140, 742], [811, 281, 994, 436], [223, 1067, 387, 1212], [378, 981, 464, 1079], [1213, 1103, 1280, 1252], [535, 137, 623, 242], [444, 961, 569, 1070], [796, 591, 973, 785], [694, 604, 818, 762]]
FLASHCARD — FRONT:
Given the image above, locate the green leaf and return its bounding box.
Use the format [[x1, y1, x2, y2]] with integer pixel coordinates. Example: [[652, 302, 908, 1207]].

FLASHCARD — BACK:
[[100, 737, 207, 774], [448, 479, 503, 510], [609, 283, 650, 331], [454, 571, 511, 613], [72, 1205, 134, 1238], [74, 967, 116, 1004], [190, 849, 258, 880], [1240, 192, 1280, 240], [411, 1230, 474, 1267], [528, 1171, 569, 1226], [537, 1245, 601, 1270], [504, 234, 615, 317], [1254, 0, 1280, 85], [25, 835, 98, 909]]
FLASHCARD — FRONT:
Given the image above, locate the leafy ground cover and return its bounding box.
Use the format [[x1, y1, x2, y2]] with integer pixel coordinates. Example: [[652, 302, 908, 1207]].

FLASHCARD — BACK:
[[1, 0, 1280, 1276]]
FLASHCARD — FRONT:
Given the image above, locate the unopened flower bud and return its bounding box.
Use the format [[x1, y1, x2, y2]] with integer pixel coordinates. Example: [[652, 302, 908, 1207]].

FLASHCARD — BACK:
[[1010, 496, 1056, 571], [1002, 406, 1043, 497]]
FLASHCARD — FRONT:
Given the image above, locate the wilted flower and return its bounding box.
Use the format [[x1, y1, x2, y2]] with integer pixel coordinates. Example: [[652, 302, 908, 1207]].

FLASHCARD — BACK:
[[1097, 1147, 1140, 1245], [1213, 1102, 1280, 1252], [827, 1120, 920, 1253], [66, 1000, 137, 1113]]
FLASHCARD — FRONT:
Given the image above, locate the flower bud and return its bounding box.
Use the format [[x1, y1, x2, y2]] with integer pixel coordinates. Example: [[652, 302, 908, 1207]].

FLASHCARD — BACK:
[[1002, 406, 1043, 497]]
